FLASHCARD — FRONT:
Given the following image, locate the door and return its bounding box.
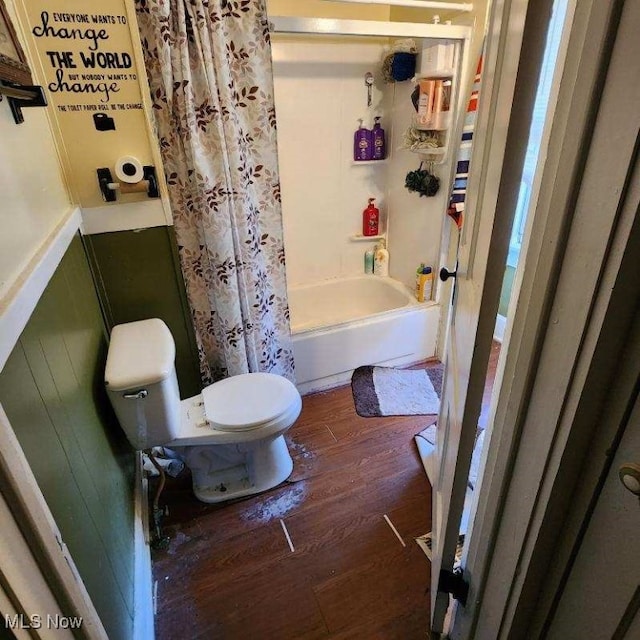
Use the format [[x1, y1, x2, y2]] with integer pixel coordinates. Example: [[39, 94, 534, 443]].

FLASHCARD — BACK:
[[0, 490, 75, 640], [430, 0, 555, 631], [545, 362, 640, 638]]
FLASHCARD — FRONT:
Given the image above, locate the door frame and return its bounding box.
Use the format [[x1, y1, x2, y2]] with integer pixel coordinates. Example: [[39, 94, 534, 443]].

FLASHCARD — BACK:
[[452, 0, 638, 636], [535, 306, 640, 636], [0, 489, 76, 640], [0, 404, 109, 640]]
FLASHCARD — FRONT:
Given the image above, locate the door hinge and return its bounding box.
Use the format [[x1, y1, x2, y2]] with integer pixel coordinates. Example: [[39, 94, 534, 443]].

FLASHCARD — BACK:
[[438, 568, 469, 606]]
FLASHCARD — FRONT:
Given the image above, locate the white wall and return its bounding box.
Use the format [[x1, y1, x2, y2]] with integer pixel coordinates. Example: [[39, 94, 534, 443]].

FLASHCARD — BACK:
[[0, 106, 71, 299], [272, 37, 391, 286], [0, 4, 72, 302]]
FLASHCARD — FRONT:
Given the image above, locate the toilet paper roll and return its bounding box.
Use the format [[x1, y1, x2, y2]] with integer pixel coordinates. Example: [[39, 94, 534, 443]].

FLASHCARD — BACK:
[[115, 156, 144, 184]]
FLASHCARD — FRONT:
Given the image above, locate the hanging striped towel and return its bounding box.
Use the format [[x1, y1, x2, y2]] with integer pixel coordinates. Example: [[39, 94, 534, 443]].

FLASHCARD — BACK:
[[447, 54, 483, 229]]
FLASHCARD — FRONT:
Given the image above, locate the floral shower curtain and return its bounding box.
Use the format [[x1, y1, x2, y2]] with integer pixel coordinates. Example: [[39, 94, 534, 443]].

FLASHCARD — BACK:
[[135, 0, 295, 384]]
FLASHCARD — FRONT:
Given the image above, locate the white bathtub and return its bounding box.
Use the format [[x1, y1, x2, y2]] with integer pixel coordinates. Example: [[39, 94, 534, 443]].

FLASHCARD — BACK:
[[288, 276, 439, 394]]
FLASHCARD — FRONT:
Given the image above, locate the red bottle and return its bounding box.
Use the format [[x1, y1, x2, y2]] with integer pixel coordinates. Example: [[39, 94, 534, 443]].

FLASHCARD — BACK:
[[362, 198, 380, 236]]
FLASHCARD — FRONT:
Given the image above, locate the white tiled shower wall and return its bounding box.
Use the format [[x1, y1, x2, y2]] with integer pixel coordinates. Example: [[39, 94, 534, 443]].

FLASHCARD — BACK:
[[272, 36, 446, 290]]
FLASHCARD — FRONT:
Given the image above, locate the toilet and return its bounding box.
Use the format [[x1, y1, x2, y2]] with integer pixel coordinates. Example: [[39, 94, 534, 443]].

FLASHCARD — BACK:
[[104, 318, 301, 503]]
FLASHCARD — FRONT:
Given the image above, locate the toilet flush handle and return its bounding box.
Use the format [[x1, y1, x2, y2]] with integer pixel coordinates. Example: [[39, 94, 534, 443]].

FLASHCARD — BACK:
[[123, 389, 148, 400]]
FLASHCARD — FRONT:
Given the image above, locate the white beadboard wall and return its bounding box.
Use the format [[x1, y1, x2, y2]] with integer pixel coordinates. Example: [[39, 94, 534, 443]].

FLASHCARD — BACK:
[[272, 36, 446, 290]]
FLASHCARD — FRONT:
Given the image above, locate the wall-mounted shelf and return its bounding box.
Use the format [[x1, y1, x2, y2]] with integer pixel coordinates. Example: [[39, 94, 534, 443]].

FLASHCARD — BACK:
[[0, 81, 47, 124], [409, 147, 448, 164], [351, 159, 388, 166], [409, 40, 460, 169], [350, 233, 386, 242], [416, 68, 456, 79], [402, 132, 448, 162], [413, 110, 452, 132], [410, 147, 446, 155]]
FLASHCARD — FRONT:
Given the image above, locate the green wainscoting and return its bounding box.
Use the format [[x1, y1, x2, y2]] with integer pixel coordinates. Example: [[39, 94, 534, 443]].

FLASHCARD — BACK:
[[86, 226, 201, 399], [0, 235, 135, 640]]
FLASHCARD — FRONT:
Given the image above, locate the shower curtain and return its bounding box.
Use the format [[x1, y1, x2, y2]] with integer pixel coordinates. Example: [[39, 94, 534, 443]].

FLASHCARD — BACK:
[[135, 0, 295, 384]]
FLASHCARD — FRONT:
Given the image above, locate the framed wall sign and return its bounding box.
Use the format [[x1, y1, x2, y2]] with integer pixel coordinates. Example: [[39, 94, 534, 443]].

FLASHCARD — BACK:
[[0, 0, 32, 85]]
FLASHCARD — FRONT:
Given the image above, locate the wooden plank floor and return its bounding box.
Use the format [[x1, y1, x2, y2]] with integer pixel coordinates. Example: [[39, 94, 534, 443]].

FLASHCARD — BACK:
[[151, 349, 499, 639], [151, 369, 440, 639]]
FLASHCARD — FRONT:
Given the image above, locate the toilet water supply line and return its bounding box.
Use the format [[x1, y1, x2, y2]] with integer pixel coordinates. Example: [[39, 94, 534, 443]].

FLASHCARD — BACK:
[[317, 0, 474, 12], [133, 396, 172, 546], [147, 450, 170, 550]]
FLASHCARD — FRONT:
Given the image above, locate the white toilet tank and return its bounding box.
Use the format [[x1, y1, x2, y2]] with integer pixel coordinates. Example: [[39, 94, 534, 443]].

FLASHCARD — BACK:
[[105, 319, 182, 450]]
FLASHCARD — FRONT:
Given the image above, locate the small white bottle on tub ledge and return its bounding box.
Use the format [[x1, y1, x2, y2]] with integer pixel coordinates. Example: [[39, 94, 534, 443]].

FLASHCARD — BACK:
[[374, 238, 389, 277]]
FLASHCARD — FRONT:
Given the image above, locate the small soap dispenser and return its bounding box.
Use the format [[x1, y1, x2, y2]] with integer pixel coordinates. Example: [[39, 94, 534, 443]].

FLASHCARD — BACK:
[[374, 238, 390, 277], [372, 116, 386, 160], [354, 119, 372, 161]]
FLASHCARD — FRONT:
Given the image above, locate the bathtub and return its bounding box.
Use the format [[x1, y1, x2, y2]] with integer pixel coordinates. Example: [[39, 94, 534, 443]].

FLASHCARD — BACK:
[[288, 275, 439, 394]]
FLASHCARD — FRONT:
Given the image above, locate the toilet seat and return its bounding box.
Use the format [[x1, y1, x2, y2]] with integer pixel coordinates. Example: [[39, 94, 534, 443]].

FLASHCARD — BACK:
[[202, 372, 299, 432], [168, 372, 302, 447]]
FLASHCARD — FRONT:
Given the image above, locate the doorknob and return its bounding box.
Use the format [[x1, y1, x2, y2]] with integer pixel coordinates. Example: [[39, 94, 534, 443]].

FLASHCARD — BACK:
[[619, 463, 640, 496], [440, 266, 457, 282]]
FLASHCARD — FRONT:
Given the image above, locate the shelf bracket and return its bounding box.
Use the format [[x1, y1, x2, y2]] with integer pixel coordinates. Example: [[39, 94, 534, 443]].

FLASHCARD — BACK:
[[0, 81, 48, 124]]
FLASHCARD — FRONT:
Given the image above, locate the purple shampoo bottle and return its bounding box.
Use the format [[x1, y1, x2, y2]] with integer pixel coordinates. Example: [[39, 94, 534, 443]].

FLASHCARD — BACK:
[[354, 119, 373, 161], [372, 116, 386, 160]]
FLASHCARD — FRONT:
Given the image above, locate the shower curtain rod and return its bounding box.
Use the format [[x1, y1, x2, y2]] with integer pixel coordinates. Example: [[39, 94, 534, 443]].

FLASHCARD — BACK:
[[269, 15, 471, 40], [318, 0, 473, 12]]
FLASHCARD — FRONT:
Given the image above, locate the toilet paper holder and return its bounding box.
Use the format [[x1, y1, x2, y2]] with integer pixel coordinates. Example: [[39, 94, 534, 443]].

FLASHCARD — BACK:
[[97, 165, 160, 202]]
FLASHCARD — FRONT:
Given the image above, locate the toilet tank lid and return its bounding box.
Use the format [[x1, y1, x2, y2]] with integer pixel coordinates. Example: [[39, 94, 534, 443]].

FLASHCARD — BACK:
[[105, 319, 176, 391]]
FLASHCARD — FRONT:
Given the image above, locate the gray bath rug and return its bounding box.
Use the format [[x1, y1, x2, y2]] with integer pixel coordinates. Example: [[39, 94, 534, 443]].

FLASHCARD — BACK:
[[351, 364, 443, 417]]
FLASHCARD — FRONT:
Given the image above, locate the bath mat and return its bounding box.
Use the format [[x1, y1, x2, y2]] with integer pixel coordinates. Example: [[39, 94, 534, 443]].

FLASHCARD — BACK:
[[351, 364, 443, 417]]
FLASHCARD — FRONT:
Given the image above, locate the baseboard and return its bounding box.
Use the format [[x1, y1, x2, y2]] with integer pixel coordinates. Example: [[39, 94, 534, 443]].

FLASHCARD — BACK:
[[133, 451, 155, 640], [297, 353, 435, 396]]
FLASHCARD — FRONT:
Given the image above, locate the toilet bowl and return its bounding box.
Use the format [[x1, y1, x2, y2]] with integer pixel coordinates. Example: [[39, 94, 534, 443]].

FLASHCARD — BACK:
[[104, 318, 301, 503]]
